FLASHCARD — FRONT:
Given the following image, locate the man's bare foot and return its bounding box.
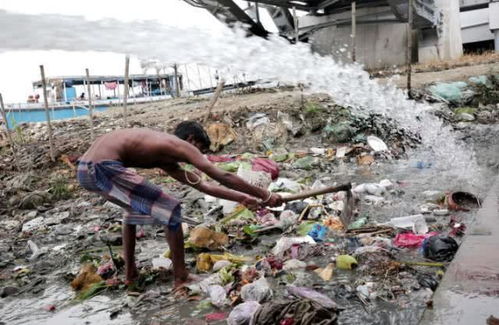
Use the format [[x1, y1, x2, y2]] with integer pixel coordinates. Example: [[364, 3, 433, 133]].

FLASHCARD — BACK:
[[125, 267, 139, 284], [173, 273, 201, 290]]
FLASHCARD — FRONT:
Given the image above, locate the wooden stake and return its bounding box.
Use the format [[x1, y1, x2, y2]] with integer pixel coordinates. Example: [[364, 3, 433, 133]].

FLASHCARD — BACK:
[[351, 1, 357, 62], [85, 68, 95, 140], [39, 65, 55, 162], [0, 93, 20, 170], [206, 79, 225, 119], [123, 55, 130, 127], [407, 0, 413, 97], [173, 64, 180, 97]]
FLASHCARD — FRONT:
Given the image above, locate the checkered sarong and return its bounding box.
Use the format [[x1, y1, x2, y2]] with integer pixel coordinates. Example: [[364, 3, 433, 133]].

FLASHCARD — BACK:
[[77, 160, 181, 228]]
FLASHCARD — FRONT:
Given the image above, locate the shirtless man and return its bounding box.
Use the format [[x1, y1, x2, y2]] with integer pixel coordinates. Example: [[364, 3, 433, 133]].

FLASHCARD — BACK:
[[77, 121, 282, 288]]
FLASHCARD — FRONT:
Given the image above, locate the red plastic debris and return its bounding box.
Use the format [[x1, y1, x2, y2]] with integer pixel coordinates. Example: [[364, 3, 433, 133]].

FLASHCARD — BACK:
[[266, 256, 283, 270], [205, 312, 228, 322], [43, 304, 56, 312], [252, 158, 279, 180], [136, 228, 146, 239], [393, 232, 438, 248], [280, 319, 295, 325]]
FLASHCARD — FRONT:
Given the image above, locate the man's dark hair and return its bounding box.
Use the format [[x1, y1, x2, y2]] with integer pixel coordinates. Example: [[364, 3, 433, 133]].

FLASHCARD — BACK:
[[174, 121, 211, 150]]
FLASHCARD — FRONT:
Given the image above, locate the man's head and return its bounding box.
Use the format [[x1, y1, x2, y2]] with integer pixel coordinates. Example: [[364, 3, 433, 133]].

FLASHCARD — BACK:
[[174, 121, 211, 153]]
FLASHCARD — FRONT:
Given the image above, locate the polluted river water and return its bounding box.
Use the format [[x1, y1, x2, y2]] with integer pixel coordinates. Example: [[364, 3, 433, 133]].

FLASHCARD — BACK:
[[0, 9, 497, 325]]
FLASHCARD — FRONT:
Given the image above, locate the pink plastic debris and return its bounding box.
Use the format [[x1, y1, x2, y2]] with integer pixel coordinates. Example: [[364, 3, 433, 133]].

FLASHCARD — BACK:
[[393, 232, 438, 248], [252, 158, 279, 180]]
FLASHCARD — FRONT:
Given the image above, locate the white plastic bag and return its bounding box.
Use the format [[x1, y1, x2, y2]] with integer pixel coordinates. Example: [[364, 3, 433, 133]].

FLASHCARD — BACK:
[[240, 277, 272, 303]]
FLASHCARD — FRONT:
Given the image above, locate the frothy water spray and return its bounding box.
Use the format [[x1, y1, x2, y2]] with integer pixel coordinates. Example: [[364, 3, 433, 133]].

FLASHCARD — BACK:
[[0, 10, 480, 186]]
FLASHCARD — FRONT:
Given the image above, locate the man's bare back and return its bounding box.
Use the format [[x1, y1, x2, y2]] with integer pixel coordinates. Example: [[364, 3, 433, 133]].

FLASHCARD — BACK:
[[81, 128, 187, 168]]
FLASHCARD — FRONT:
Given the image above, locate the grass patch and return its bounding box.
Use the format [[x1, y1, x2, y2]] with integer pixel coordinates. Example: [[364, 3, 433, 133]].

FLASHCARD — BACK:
[[49, 176, 73, 200], [304, 102, 323, 114]]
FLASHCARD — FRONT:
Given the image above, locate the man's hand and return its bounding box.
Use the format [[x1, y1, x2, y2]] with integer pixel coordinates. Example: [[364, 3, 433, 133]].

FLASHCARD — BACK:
[[262, 193, 283, 207], [239, 194, 259, 211]]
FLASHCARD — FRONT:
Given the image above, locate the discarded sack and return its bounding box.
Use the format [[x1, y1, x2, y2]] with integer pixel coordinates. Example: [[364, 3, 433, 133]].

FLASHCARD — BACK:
[[252, 299, 339, 325], [286, 286, 340, 310], [188, 226, 229, 250], [423, 235, 458, 262]]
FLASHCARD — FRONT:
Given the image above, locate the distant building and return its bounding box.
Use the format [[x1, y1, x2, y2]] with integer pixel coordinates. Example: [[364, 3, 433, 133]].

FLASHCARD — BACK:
[[187, 0, 499, 69]]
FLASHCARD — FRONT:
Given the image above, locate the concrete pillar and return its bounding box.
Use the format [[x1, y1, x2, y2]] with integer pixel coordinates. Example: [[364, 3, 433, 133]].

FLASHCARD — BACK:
[[434, 0, 463, 60], [490, 1, 499, 52]]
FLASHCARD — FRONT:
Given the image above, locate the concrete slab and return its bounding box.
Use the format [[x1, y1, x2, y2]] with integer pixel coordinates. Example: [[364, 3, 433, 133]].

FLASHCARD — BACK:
[[420, 175, 499, 324]]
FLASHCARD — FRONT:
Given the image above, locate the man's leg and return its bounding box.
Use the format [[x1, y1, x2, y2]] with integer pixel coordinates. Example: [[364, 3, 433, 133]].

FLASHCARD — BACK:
[[164, 225, 189, 287], [123, 223, 138, 282]]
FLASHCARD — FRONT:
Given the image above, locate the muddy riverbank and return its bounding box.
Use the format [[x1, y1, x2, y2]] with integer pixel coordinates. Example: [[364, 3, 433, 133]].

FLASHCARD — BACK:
[[0, 75, 498, 325]]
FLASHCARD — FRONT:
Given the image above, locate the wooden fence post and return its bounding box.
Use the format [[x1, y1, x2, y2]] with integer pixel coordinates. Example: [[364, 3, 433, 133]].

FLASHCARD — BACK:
[[0, 93, 20, 170], [85, 68, 95, 139], [39, 65, 55, 162], [123, 55, 130, 127]]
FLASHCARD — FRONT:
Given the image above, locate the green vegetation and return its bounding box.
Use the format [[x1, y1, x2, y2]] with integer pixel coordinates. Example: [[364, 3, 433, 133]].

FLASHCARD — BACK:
[[49, 176, 73, 201]]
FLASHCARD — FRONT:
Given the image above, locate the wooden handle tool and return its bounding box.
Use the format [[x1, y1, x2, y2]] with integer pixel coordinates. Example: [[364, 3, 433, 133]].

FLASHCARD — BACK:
[[281, 183, 352, 202]]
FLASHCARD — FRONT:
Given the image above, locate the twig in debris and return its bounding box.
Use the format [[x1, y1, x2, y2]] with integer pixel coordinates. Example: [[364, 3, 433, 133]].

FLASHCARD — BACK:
[[106, 243, 120, 275], [397, 261, 445, 267]]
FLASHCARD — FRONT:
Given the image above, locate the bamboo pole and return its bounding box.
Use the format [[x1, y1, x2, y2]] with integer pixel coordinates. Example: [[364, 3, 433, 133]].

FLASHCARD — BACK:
[[351, 1, 357, 62], [206, 79, 225, 119], [407, 0, 413, 96], [0, 94, 20, 170], [123, 55, 130, 127], [85, 68, 95, 140], [39, 65, 55, 162]]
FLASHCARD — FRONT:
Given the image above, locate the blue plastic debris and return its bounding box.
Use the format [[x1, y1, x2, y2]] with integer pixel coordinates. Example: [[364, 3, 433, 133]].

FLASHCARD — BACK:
[[308, 224, 328, 242]]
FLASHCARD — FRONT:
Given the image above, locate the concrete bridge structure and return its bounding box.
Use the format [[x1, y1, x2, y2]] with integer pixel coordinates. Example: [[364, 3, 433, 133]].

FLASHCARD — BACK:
[[185, 0, 499, 69]]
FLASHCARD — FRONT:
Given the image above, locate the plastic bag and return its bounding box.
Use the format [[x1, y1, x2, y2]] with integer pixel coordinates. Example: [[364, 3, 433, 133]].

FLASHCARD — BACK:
[[207, 285, 229, 308], [252, 158, 279, 180], [307, 224, 328, 242], [423, 235, 458, 261], [240, 277, 272, 302], [292, 156, 318, 170], [271, 236, 316, 257], [283, 259, 306, 271], [227, 301, 261, 325], [277, 210, 299, 231], [336, 255, 358, 270], [393, 232, 438, 248]]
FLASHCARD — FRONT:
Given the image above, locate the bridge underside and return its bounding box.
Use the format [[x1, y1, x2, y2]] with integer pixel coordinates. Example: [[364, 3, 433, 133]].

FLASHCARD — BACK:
[[183, 0, 438, 41]]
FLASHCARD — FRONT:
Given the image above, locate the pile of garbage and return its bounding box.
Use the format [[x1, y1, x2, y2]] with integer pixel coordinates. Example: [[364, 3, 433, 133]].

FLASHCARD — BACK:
[[414, 74, 499, 124], [0, 91, 484, 324]]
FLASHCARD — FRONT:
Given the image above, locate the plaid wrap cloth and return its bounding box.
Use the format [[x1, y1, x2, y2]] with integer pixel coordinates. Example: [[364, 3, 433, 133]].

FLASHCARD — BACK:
[[77, 160, 181, 229]]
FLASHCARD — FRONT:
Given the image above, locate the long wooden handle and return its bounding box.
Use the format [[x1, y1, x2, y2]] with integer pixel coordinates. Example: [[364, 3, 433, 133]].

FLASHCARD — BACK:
[[281, 183, 352, 202]]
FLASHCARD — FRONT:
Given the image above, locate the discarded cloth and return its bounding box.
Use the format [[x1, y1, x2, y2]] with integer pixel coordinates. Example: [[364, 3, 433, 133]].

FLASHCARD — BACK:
[[77, 160, 181, 229], [251, 299, 339, 325]]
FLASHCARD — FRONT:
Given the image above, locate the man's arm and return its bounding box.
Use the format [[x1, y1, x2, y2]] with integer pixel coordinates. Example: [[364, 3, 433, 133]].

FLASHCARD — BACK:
[[176, 143, 272, 201], [162, 164, 260, 209]]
